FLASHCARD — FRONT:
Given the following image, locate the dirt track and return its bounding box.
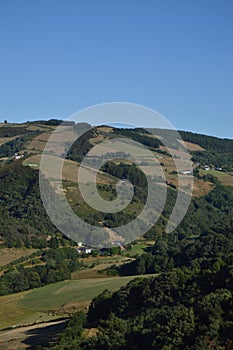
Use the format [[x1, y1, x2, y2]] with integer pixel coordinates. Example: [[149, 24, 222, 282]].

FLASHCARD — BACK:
[[0, 319, 68, 349]]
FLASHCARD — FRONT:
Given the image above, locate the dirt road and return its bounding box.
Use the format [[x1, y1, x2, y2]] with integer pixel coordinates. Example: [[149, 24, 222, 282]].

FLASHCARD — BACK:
[[0, 319, 68, 349]]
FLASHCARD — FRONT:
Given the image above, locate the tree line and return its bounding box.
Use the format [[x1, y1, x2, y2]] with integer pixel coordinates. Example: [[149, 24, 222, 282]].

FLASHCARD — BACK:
[[0, 247, 81, 296]]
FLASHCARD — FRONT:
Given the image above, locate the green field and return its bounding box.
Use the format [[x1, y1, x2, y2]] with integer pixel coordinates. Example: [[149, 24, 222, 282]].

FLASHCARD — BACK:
[[124, 241, 154, 256], [200, 169, 233, 186], [20, 276, 138, 310], [0, 275, 150, 329], [0, 292, 35, 330]]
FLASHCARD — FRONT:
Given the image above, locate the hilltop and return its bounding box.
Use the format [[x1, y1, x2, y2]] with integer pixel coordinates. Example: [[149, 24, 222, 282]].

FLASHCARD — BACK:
[[0, 119, 233, 248]]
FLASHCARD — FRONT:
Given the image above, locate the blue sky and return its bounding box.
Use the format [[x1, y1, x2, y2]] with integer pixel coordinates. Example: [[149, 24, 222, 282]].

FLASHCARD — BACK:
[[0, 0, 232, 138]]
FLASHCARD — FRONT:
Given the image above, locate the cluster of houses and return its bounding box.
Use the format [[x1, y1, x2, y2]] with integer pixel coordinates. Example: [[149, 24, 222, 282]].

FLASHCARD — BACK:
[[75, 241, 126, 255], [14, 153, 24, 160], [181, 164, 223, 175], [203, 165, 210, 171], [203, 165, 223, 171], [75, 242, 92, 254]]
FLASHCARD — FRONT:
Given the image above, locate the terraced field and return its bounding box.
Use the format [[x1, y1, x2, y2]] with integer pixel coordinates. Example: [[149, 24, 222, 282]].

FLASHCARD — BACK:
[[0, 248, 36, 267]]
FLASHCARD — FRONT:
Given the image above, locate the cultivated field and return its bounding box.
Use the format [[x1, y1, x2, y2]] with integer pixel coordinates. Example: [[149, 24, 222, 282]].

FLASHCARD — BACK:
[[19, 276, 140, 310], [0, 135, 21, 146], [178, 140, 205, 151], [192, 179, 214, 197], [0, 274, 153, 330], [0, 248, 36, 267], [23, 154, 114, 185], [200, 169, 233, 187]]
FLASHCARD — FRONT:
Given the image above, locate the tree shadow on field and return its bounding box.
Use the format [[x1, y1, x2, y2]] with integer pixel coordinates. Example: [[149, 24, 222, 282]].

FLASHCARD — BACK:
[[23, 319, 68, 349], [144, 246, 154, 254]]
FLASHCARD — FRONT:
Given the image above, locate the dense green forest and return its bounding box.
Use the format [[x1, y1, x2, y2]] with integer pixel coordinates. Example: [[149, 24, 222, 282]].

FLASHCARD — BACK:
[[0, 162, 58, 247], [46, 252, 233, 349], [179, 130, 233, 171], [42, 179, 233, 349], [112, 127, 161, 149], [0, 126, 34, 137], [44, 215, 233, 349], [179, 130, 233, 153]]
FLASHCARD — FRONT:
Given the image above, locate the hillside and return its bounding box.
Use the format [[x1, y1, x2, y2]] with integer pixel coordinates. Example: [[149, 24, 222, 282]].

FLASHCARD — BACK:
[[0, 120, 233, 349], [0, 120, 232, 247]]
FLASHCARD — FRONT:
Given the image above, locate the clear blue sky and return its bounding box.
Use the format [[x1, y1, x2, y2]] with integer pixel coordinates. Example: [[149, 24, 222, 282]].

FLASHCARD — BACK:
[[0, 0, 232, 138]]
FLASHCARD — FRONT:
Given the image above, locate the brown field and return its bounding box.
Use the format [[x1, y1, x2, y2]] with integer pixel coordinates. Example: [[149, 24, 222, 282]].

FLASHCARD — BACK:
[[88, 142, 120, 156], [137, 132, 204, 152], [23, 153, 41, 167], [26, 129, 76, 154], [160, 156, 176, 172], [0, 248, 36, 267], [33, 132, 52, 142], [44, 129, 76, 142], [25, 125, 49, 131], [178, 140, 205, 151], [24, 154, 114, 184], [34, 123, 58, 129], [26, 123, 57, 131], [24, 155, 80, 182], [26, 140, 46, 152], [89, 133, 108, 145], [98, 126, 113, 133], [83, 327, 99, 338], [214, 173, 233, 186], [138, 132, 162, 140], [89, 139, 159, 158], [26, 132, 52, 152], [5, 123, 27, 128], [160, 146, 192, 160], [0, 135, 21, 146], [165, 177, 213, 197], [56, 299, 90, 315], [192, 179, 214, 197]]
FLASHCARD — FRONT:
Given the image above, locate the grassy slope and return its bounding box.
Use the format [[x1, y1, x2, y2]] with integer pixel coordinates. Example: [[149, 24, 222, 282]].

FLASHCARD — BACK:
[[20, 276, 138, 310], [200, 169, 233, 186], [0, 292, 34, 329], [1, 121, 226, 194], [124, 241, 154, 257], [0, 248, 36, 267], [0, 274, 154, 329]]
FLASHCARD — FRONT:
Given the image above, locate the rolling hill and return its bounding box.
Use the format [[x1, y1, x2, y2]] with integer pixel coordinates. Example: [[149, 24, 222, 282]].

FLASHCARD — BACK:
[[1, 120, 233, 349]]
